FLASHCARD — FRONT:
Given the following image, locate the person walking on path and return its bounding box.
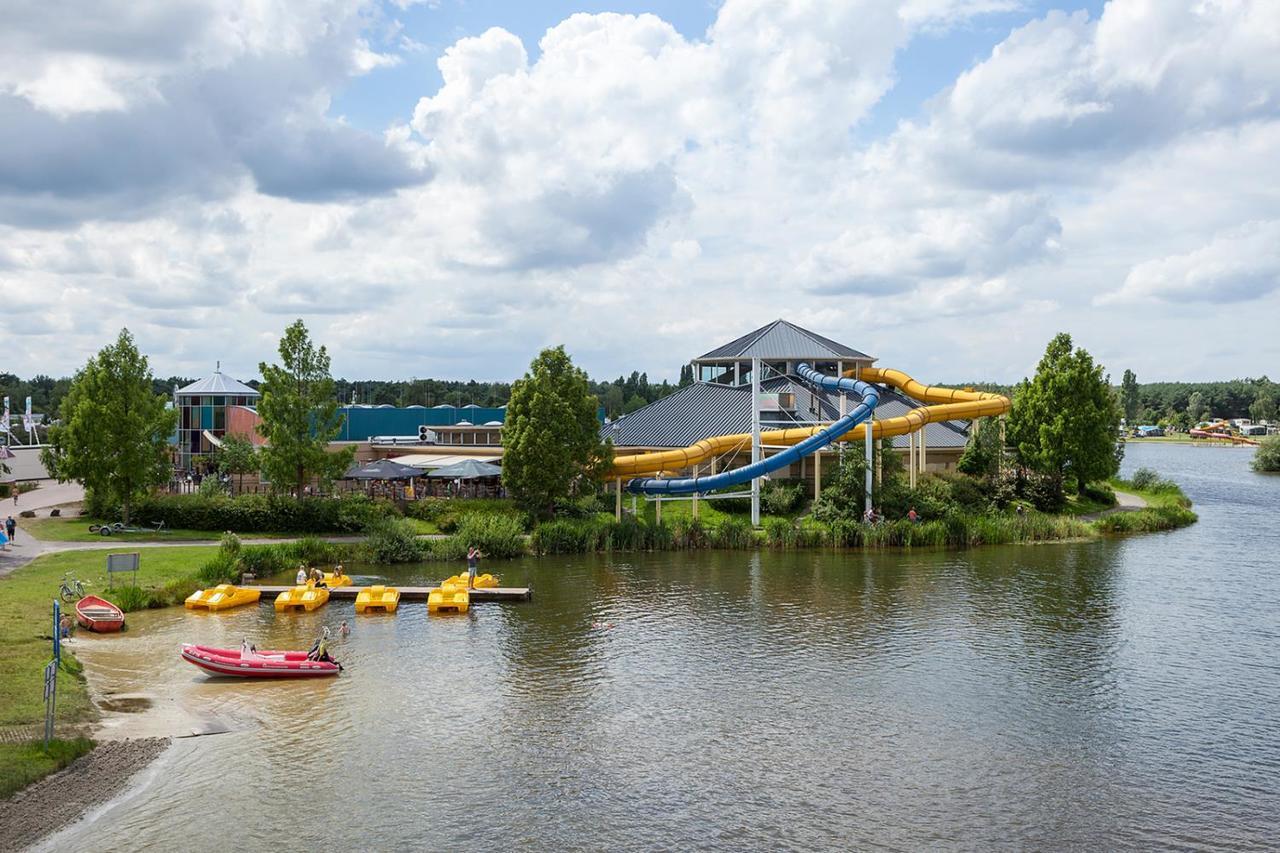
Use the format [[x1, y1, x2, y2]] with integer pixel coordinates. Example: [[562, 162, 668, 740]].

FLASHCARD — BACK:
[[466, 546, 484, 589], [4, 515, 14, 543]]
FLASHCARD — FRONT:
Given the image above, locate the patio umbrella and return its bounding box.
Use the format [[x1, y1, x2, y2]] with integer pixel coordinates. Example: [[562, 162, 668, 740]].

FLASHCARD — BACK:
[[425, 459, 503, 479], [342, 458, 425, 480]]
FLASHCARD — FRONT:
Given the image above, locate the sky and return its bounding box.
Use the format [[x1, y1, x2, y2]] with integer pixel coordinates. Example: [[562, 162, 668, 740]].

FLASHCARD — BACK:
[[2, 0, 1277, 385]]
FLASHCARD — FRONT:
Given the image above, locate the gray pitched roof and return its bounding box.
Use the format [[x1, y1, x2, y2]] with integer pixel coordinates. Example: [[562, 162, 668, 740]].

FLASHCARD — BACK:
[[696, 319, 874, 362], [604, 378, 970, 450], [176, 372, 259, 397]]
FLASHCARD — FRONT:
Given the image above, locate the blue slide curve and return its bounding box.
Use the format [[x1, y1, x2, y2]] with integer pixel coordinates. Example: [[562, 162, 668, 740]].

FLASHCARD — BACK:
[[626, 362, 880, 495]]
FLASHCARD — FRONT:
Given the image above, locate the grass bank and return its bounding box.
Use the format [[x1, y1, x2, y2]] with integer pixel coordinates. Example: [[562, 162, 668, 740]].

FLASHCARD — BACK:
[[18, 516, 309, 544], [0, 546, 219, 726], [0, 546, 223, 799], [0, 738, 95, 800], [1095, 475, 1198, 534]]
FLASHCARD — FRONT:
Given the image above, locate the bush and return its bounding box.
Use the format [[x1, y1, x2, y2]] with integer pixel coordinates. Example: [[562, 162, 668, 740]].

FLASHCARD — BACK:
[[1082, 482, 1116, 506], [96, 493, 393, 533], [1129, 467, 1161, 490], [1251, 436, 1280, 473], [708, 517, 755, 549], [761, 480, 807, 516], [50, 508, 61, 517], [424, 513, 526, 561], [532, 518, 608, 555], [361, 518, 426, 563], [112, 585, 155, 612]]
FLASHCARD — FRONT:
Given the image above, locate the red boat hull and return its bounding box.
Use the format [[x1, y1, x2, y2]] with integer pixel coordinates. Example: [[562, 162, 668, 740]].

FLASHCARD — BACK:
[[76, 595, 124, 633], [180, 644, 340, 678]]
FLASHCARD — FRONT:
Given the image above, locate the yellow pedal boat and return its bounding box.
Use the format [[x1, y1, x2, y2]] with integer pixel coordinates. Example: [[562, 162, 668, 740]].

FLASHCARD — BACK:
[[275, 583, 330, 612], [427, 586, 469, 615], [354, 585, 400, 614], [323, 571, 352, 588], [185, 584, 262, 612]]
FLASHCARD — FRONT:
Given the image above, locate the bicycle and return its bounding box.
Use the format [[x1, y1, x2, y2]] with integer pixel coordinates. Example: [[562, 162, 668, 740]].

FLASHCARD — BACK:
[[58, 573, 86, 602]]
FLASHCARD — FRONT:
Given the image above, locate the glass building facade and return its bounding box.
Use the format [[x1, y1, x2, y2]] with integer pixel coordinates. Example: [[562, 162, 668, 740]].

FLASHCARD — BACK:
[[173, 372, 259, 471]]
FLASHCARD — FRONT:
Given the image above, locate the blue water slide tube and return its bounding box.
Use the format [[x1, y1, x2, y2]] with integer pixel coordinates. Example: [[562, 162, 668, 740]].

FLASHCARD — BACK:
[[625, 363, 879, 495]]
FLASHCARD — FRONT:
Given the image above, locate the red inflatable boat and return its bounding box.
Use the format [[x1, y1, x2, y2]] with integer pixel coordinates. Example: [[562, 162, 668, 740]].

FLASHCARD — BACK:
[[180, 644, 340, 678]]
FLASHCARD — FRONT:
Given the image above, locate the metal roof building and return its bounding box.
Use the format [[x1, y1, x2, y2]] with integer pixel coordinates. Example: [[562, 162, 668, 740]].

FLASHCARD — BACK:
[[606, 319, 971, 479]]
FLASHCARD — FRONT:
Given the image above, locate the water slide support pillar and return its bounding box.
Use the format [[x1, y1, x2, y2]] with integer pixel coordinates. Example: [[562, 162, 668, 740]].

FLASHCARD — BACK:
[[615, 477, 622, 521], [751, 357, 761, 527], [837, 361, 845, 417], [865, 410, 874, 515], [814, 449, 823, 501], [656, 494, 662, 525], [920, 428, 927, 476], [692, 463, 699, 519], [908, 432, 916, 489]]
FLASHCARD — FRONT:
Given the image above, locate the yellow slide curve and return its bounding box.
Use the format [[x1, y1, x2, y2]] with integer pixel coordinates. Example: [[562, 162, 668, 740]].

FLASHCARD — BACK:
[[609, 366, 1010, 479]]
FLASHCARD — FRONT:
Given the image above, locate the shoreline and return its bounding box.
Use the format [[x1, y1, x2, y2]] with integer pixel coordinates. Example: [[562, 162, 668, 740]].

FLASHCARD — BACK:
[[0, 736, 171, 853]]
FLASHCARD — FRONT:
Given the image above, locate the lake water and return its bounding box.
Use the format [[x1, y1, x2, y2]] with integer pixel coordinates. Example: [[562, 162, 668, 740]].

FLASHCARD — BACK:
[[46, 443, 1280, 851]]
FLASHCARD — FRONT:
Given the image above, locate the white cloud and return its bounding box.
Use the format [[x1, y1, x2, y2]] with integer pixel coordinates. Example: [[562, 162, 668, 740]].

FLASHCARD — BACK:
[[1100, 221, 1280, 305], [2, 0, 1279, 383]]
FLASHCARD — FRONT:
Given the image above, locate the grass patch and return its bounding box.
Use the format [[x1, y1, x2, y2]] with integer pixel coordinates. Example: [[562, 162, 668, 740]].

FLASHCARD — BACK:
[[17, 516, 315, 543], [0, 737, 95, 799], [0, 546, 217, 728], [1099, 475, 1197, 533]]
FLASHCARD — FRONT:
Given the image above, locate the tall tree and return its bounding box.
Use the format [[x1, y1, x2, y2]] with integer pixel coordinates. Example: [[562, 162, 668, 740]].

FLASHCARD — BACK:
[[1187, 390, 1207, 424], [1007, 333, 1123, 496], [1249, 389, 1277, 424], [217, 434, 259, 495], [41, 329, 178, 523], [502, 346, 612, 519], [1120, 369, 1140, 422], [256, 320, 353, 498]]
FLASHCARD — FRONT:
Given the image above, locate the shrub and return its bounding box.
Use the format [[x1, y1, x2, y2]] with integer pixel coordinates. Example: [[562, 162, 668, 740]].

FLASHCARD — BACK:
[[708, 517, 755, 549], [1082, 482, 1116, 506], [97, 493, 392, 533], [532, 518, 608, 555], [1129, 467, 1161, 491], [361, 518, 425, 563], [112, 585, 155, 612], [424, 514, 526, 561], [761, 480, 807, 516], [50, 508, 61, 517], [763, 517, 798, 548], [19, 510, 35, 518], [1253, 436, 1280, 473]]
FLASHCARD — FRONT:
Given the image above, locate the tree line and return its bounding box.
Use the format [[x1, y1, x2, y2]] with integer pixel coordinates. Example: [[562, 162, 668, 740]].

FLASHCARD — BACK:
[[3, 367, 691, 424]]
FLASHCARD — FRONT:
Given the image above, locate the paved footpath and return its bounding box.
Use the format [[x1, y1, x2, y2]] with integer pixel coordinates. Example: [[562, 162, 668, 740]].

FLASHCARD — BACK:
[[1082, 489, 1148, 521]]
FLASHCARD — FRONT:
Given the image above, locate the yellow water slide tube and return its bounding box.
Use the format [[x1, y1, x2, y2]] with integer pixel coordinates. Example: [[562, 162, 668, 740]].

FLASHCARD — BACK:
[[609, 366, 1009, 480]]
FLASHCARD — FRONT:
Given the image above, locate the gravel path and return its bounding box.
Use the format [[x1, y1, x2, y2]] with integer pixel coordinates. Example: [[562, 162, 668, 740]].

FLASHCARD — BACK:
[[0, 737, 171, 852]]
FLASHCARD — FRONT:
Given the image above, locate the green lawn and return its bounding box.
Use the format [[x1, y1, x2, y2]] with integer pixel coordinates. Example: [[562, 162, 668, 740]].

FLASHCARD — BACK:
[[0, 546, 217, 729], [637, 494, 796, 526], [19, 516, 312, 543], [0, 738, 95, 799]]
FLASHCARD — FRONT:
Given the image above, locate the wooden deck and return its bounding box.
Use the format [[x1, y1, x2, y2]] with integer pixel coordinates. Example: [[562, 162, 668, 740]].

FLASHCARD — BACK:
[[250, 585, 531, 603]]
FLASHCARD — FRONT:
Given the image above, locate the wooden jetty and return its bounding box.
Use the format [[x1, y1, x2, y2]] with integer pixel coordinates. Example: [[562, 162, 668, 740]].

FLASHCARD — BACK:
[[251, 585, 531, 603]]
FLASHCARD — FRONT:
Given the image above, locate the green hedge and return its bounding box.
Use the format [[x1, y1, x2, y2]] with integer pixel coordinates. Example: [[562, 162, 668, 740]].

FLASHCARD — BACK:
[[94, 493, 395, 533]]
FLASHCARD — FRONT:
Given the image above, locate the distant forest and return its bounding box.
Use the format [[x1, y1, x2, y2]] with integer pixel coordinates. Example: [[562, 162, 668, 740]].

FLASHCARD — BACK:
[[4, 366, 1273, 427], [0, 366, 698, 423]]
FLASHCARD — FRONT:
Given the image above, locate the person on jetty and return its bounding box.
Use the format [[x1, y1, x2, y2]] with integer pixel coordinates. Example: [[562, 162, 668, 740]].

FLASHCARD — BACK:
[[466, 546, 484, 588], [296, 564, 308, 585], [309, 567, 326, 588]]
